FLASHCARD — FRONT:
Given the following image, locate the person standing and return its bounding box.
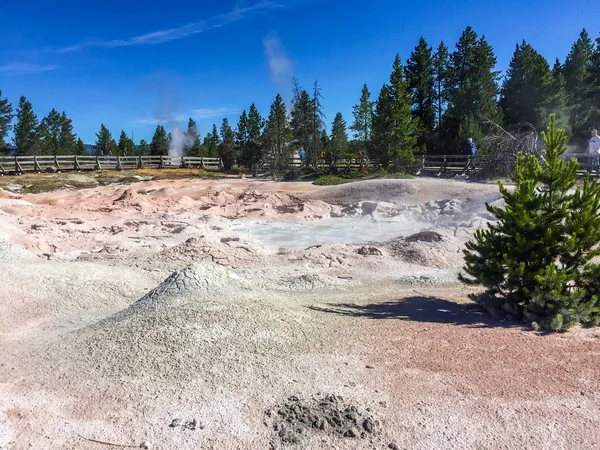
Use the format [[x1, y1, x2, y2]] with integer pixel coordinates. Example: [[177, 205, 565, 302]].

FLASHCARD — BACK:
[[589, 129, 600, 172], [464, 138, 477, 156]]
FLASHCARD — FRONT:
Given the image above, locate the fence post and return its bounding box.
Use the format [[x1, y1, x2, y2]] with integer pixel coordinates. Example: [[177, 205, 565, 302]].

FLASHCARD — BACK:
[[138, 156, 143, 169], [74, 155, 80, 171], [181, 156, 185, 168], [34, 155, 42, 172], [159, 156, 164, 169]]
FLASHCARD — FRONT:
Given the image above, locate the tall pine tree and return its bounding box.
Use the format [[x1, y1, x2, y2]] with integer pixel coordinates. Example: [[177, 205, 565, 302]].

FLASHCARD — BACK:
[[446, 27, 500, 151], [219, 118, 235, 170], [13, 96, 39, 156], [406, 37, 435, 153], [329, 112, 349, 167], [564, 28, 594, 143], [432, 41, 451, 152], [264, 94, 293, 173], [0, 91, 13, 153], [94, 124, 114, 156], [350, 84, 374, 159], [184, 118, 202, 157], [500, 41, 552, 132], [247, 103, 264, 175], [150, 125, 169, 156], [235, 110, 250, 168]]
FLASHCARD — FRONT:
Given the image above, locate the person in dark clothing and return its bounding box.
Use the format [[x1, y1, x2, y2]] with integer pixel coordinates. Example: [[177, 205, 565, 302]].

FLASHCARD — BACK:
[[464, 138, 477, 156]]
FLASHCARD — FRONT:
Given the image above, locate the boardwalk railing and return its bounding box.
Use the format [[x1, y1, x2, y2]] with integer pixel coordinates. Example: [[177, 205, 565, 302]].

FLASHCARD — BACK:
[[414, 153, 600, 177], [415, 154, 487, 176], [0, 155, 223, 175]]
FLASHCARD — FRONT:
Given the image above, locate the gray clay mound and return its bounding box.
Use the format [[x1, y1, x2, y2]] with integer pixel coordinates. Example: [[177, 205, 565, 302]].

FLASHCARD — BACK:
[[269, 274, 329, 291], [385, 232, 463, 269], [87, 262, 250, 330], [0, 238, 38, 262], [267, 394, 380, 448], [299, 178, 499, 208]]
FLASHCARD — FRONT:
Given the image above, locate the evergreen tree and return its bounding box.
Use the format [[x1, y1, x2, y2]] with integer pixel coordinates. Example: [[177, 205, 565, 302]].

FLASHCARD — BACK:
[[499, 41, 552, 132], [59, 112, 77, 154], [371, 84, 395, 167], [203, 124, 220, 158], [117, 130, 136, 156], [563, 29, 594, 142], [587, 35, 600, 133], [310, 80, 325, 167], [406, 37, 435, 153], [219, 118, 235, 170], [0, 91, 13, 153], [74, 137, 87, 156], [446, 27, 500, 151], [350, 84, 374, 159], [290, 78, 313, 167], [13, 96, 39, 156], [329, 112, 348, 167], [235, 110, 249, 167], [387, 54, 419, 171], [460, 115, 600, 330], [432, 41, 451, 152], [547, 59, 571, 133], [94, 124, 113, 156], [184, 118, 202, 157], [150, 125, 169, 156], [247, 103, 264, 175], [264, 93, 293, 173], [138, 139, 151, 156], [38, 109, 63, 155]]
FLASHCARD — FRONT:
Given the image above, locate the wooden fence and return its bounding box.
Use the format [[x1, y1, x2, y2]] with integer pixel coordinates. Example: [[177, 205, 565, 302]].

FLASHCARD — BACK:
[[414, 153, 600, 177], [0, 155, 223, 175]]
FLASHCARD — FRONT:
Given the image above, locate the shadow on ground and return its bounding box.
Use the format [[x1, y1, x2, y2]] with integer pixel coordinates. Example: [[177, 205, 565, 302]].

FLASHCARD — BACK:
[[309, 296, 522, 329]]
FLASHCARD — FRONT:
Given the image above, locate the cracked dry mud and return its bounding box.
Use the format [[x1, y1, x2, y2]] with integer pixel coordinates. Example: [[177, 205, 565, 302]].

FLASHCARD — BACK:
[[1, 176, 599, 450]]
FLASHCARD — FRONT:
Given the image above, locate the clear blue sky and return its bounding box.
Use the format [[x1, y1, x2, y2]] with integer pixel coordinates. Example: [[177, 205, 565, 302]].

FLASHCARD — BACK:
[[0, 0, 597, 144]]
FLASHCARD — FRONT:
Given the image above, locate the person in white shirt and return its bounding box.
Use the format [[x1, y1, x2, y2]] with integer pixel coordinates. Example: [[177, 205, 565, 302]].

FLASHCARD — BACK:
[[590, 129, 600, 172]]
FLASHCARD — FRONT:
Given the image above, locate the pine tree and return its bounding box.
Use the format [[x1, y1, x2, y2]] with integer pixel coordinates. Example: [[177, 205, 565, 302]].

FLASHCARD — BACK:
[[139, 139, 151, 156], [584, 35, 600, 138], [350, 84, 374, 159], [310, 80, 325, 167], [117, 130, 135, 156], [499, 41, 552, 132], [0, 91, 13, 153], [290, 78, 313, 167], [13, 96, 39, 156], [247, 103, 264, 175], [74, 137, 87, 156], [547, 59, 571, 133], [460, 115, 600, 330], [59, 112, 77, 154], [446, 27, 500, 151], [432, 41, 451, 152], [235, 110, 249, 167], [184, 118, 202, 157], [203, 124, 220, 158], [371, 84, 395, 167], [329, 112, 348, 167], [219, 118, 235, 170], [94, 124, 113, 156], [406, 37, 435, 153], [150, 125, 169, 156], [388, 54, 418, 171], [564, 29, 594, 143], [264, 94, 293, 173], [38, 109, 64, 155]]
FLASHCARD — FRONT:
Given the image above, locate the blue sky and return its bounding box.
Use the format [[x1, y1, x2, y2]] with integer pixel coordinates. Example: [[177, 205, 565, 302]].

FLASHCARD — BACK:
[[0, 0, 598, 144]]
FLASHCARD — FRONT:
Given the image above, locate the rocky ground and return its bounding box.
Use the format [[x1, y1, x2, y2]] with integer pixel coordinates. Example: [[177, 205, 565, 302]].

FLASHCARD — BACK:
[[0, 174, 599, 450]]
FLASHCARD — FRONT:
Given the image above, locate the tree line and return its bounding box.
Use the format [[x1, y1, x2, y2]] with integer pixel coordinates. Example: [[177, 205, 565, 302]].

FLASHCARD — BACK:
[[0, 26, 599, 172]]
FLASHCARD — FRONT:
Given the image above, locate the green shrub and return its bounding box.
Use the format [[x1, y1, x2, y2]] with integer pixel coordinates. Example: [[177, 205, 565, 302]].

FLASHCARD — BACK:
[[313, 175, 352, 186], [459, 115, 600, 331]]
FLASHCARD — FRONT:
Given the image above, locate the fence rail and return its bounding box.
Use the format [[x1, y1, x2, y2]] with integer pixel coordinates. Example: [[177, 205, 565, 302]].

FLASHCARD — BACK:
[[414, 153, 600, 177], [0, 155, 223, 175]]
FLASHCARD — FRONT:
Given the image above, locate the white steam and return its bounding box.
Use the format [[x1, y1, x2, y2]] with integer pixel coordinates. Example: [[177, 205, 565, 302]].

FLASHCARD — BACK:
[[169, 126, 196, 157], [263, 32, 293, 88]]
